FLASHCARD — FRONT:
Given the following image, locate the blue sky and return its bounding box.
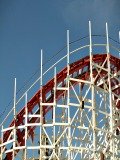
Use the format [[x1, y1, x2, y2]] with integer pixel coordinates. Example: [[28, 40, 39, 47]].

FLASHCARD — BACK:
[[0, 0, 120, 122]]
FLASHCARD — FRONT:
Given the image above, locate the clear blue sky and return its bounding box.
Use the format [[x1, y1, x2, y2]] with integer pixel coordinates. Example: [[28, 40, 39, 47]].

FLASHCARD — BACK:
[[0, 0, 120, 122]]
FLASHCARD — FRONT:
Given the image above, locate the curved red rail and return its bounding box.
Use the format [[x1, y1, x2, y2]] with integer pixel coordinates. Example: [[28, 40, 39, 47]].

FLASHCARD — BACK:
[[3, 54, 120, 159]]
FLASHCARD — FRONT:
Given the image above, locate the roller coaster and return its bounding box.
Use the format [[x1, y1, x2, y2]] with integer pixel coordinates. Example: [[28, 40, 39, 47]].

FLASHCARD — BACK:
[[0, 22, 120, 160]]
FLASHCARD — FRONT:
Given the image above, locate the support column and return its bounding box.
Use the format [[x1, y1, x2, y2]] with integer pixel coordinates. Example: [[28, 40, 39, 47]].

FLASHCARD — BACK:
[[39, 49, 43, 160], [89, 21, 96, 159], [106, 23, 115, 159], [24, 92, 28, 159], [53, 67, 57, 159], [67, 30, 71, 160], [13, 78, 17, 160]]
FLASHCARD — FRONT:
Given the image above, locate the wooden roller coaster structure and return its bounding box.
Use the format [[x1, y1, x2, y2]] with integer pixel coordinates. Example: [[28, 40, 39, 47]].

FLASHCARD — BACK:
[[0, 22, 120, 160]]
